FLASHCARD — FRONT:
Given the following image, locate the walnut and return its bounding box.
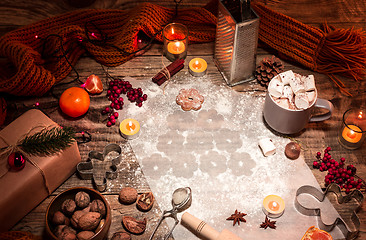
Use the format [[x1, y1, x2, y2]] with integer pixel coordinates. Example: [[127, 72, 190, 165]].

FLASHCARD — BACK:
[[78, 212, 101, 231], [90, 199, 106, 217], [119, 187, 138, 205], [122, 216, 146, 234], [70, 210, 86, 229], [54, 225, 77, 240], [52, 211, 69, 225], [75, 191, 90, 208], [77, 231, 95, 240], [136, 192, 154, 211], [61, 199, 76, 216], [111, 231, 131, 240]]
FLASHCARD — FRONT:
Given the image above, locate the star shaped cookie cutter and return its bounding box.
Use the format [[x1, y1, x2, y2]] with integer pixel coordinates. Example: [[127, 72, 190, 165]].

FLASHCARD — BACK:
[[295, 183, 364, 240], [77, 143, 122, 192]]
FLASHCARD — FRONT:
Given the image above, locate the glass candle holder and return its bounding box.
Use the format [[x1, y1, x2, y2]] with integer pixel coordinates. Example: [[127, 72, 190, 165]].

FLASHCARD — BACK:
[[338, 108, 366, 150], [163, 23, 188, 62]]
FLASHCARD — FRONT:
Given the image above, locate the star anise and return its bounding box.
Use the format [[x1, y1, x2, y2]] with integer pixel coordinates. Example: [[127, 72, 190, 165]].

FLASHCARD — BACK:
[[260, 216, 276, 229], [226, 210, 247, 226]]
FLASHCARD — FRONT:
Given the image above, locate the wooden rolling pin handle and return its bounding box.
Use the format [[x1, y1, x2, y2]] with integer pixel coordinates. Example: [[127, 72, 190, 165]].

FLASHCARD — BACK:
[[181, 212, 220, 240]]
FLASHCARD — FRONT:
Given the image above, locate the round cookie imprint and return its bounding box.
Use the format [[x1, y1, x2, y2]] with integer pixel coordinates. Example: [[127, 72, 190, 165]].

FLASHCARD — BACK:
[[176, 88, 204, 111]]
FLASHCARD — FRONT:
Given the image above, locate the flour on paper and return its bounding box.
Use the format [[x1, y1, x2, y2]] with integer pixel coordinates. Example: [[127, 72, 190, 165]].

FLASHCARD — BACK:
[[118, 73, 344, 240]]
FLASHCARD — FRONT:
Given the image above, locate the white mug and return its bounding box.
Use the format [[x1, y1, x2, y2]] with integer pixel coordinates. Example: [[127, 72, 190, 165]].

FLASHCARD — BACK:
[[263, 91, 334, 134]]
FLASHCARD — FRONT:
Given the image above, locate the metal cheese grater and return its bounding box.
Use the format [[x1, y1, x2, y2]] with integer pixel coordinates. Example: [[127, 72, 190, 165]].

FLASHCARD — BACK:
[[214, 0, 259, 86]]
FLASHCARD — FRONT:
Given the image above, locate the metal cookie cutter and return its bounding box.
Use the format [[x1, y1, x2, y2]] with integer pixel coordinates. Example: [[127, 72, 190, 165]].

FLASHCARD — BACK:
[[77, 143, 122, 192], [295, 183, 364, 240]]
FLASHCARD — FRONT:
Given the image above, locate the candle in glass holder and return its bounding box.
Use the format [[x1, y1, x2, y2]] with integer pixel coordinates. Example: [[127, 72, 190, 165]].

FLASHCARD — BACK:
[[167, 41, 185, 55], [189, 58, 207, 77], [119, 118, 140, 140], [163, 23, 188, 62], [262, 195, 285, 218], [338, 109, 365, 150]]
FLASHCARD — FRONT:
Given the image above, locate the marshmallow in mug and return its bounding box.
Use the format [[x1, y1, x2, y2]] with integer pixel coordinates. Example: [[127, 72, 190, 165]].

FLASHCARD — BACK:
[[268, 70, 316, 110]]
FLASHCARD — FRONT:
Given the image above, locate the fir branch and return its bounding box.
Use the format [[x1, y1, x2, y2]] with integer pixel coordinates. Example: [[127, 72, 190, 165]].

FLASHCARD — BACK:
[[19, 126, 76, 156]]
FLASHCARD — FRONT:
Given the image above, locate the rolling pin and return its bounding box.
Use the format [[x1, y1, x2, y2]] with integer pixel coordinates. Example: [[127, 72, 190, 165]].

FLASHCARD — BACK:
[[181, 212, 243, 240]]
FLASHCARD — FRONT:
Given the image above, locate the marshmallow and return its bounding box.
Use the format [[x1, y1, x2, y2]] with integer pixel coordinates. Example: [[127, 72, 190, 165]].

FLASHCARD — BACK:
[[282, 85, 294, 101], [304, 75, 316, 91], [259, 138, 276, 156], [290, 74, 306, 95], [275, 98, 290, 109], [306, 90, 316, 104], [268, 75, 284, 98], [295, 92, 309, 109], [278, 70, 295, 85]]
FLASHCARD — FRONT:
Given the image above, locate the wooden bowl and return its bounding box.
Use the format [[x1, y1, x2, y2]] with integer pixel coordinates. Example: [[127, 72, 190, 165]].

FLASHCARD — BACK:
[[45, 187, 111, 240]]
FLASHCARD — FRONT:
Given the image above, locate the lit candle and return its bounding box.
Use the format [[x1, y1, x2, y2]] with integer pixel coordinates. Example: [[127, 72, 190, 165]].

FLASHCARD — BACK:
[[341, 124, 362, 143], [189, 58, 207, 77], [163, 23, 188, 62], [339, 109, 365, 150], [167, 41, 185, 55], [262, 195, 285, 218], [119, 118, 140, 140]]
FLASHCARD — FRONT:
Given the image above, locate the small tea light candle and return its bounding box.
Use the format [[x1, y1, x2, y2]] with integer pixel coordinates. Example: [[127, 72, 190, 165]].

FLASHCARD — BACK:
[[119, 118, 140, 140], [167, 41, 185, 55], [262, 195, 285, 218], [189, 58, 207, 77], [341, 124, 362, 143]]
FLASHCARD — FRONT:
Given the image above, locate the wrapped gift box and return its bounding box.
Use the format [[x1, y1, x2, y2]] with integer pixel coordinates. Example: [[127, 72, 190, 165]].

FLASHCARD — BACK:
[[0, 109, 81, 231]]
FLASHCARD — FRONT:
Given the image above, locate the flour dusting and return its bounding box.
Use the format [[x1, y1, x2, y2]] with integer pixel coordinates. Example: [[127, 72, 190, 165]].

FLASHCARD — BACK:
[[116, 76, 344, 240]]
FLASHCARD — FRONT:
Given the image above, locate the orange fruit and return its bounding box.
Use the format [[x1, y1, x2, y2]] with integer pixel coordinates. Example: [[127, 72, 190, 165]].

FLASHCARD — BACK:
[[301, 226, 333, 240], [59, 87, 90, 118], [83, 74, 103, 94]]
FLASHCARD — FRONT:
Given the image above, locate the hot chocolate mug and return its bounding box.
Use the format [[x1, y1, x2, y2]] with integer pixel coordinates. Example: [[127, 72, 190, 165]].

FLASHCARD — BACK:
[[263, 91, 334, 134]]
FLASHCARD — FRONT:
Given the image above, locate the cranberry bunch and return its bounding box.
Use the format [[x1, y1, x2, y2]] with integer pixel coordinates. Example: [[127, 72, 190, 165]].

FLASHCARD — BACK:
[[313, 147, 365, 194], [101, 79, 147, 127]]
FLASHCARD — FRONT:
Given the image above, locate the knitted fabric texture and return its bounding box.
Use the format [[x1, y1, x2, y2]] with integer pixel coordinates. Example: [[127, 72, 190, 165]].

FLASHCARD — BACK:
[[252, 2, 366, 95], [0, 3, 216, 96]]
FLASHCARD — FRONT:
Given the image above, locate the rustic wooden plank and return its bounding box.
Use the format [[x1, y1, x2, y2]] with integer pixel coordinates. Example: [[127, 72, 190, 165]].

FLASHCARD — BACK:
[[0, 0, 365, 239]]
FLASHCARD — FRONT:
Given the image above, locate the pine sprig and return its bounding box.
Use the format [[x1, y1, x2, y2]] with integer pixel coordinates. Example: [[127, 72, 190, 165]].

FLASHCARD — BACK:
[[19, 126, 76, 156]]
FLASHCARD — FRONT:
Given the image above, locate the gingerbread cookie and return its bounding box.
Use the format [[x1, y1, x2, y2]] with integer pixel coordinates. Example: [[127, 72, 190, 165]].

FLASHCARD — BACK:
[[176, 88, 204, 111]]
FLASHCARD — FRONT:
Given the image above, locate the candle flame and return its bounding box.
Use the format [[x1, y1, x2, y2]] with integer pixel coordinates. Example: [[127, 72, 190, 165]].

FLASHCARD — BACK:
[[268, 201, 280, 211], [171, 28, 174, 35], [174, 41, 181, 51], [127, 121, 135, 132], [193, 60, 202, 70]]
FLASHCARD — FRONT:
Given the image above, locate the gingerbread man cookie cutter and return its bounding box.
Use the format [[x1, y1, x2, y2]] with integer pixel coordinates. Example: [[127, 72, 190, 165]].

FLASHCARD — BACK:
[[295, 183, 364, 240], [77, 143, 122, 192]]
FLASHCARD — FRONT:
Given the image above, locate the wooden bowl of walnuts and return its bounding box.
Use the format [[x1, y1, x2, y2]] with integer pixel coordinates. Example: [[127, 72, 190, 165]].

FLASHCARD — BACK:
[[45, 187, 111, 240]]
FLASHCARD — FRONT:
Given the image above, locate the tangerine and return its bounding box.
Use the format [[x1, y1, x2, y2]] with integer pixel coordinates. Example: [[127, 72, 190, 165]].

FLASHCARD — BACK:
[[84, 74, 103, 94], [301, 226, 333, 240], [59, 87, 90, 118]]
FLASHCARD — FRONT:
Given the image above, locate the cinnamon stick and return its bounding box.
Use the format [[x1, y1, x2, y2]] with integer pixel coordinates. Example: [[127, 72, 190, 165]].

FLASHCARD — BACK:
[[152, 59, 185, 86]]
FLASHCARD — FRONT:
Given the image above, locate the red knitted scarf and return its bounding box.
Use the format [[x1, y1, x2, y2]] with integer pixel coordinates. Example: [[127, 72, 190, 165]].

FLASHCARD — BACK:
[[0, 3, 217, 96], [0, 1, 364, 97]]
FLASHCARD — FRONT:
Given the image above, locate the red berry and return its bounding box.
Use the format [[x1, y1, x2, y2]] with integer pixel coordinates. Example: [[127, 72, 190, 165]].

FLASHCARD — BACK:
[[107, 121, 112, 127], [113, 112, 119, 118]]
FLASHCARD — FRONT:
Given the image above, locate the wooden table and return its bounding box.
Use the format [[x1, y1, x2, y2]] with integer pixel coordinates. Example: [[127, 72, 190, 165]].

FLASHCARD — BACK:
[[0, 0, 365, 239]]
